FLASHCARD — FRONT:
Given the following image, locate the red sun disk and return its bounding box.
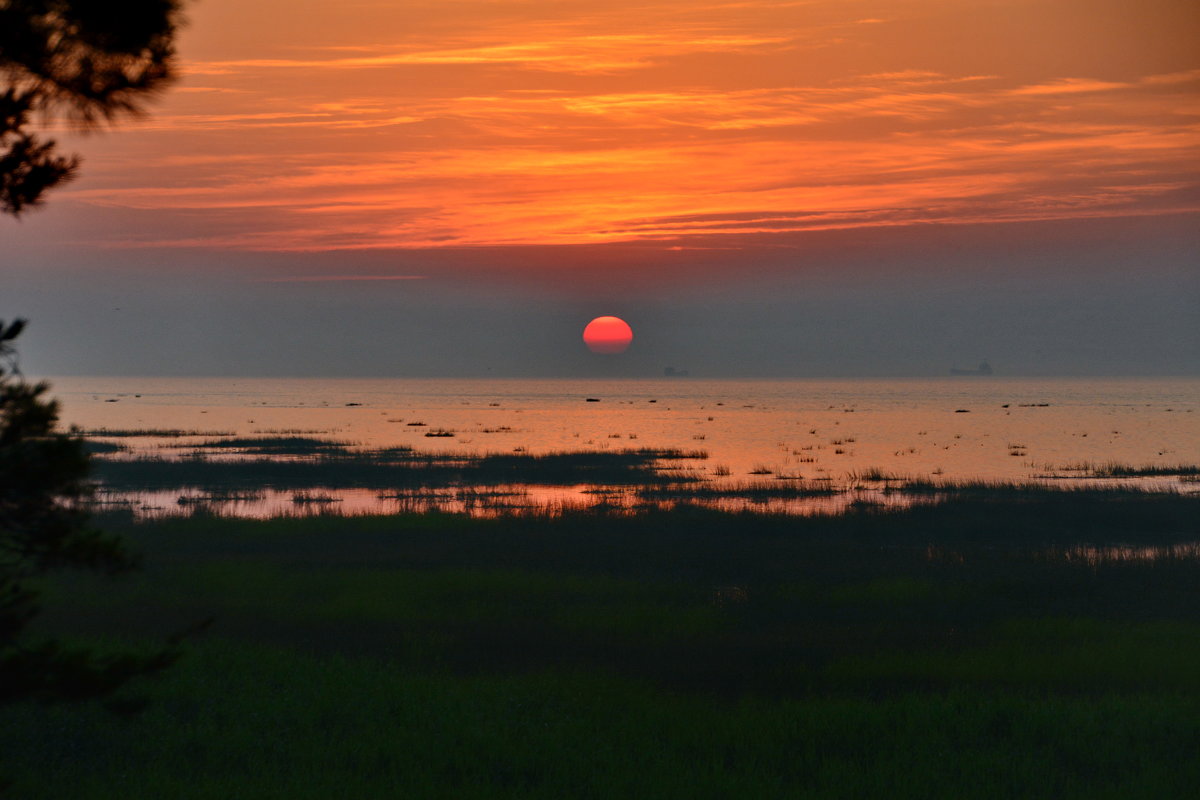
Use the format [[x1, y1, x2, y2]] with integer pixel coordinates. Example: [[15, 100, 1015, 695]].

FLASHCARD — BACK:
[[583, 316, 634, 354]]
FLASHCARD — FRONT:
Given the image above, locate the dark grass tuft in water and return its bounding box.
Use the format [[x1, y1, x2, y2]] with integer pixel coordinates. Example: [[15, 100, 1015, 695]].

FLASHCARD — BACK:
[[638, 480, 840, 500], [90, 448, 708, 491], [171, 436, 357, 455], [889, 478, 1163, 496], [83, 428, 236, 438], [82, 440, 128, 454], [1059, 461, 1200, 478]]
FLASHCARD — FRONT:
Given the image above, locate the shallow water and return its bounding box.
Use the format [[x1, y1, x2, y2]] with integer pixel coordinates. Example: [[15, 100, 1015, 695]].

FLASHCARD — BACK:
[[48, 375, 1200, 518]]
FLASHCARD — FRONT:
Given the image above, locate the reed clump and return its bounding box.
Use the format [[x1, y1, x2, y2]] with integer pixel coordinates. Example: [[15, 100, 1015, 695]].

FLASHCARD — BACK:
[[84, 428, 235, 438], [638, 480, 840, 501], [91, 447, 707, 491], [175, 436, 356, 455], [1059, 461, 1200, 478]]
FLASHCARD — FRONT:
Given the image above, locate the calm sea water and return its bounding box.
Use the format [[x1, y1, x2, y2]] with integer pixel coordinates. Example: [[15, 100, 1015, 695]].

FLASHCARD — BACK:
[[51, 376, 1199, 479]]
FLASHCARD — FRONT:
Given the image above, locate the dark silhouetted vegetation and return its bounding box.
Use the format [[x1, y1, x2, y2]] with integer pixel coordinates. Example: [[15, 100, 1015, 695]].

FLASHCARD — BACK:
[[0, 321, 176, 711], [1, 0, 184, 215], [1, 490, 1198, 796], [637, 479, 839, 501], [85, 428, 235, 438], [1059, 461, 1200, 478], [888, 478, 1162, 497], [90, 447, 709, 491], [173, 436, 355, 455]]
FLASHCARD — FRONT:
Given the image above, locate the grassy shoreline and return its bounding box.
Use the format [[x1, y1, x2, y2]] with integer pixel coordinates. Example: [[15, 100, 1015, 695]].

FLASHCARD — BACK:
[[5, 639, 1198, 799], [4, 494, 1199, 797]]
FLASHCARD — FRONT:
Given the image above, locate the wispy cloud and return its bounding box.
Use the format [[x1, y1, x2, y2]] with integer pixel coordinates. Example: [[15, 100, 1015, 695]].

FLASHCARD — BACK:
[[188, 32, 793, 76], [54, 0, 1200, 256], [1008, 78, 1132, 96]]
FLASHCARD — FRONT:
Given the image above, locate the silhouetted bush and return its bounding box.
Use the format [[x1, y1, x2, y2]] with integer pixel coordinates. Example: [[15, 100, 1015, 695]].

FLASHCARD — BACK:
[[0, 321, 177, 709]]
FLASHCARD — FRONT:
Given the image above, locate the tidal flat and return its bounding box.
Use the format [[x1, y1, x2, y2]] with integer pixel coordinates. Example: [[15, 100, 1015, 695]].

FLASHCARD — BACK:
[[3, 490, 1199, 798]]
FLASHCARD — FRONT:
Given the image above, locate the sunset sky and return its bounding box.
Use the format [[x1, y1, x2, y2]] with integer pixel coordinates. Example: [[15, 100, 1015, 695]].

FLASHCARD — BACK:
[[6, 0, 1199, 377]]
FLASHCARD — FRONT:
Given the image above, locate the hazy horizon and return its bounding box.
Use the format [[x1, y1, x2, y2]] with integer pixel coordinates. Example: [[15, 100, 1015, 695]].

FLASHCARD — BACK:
[[9, 212, 1198, 379]]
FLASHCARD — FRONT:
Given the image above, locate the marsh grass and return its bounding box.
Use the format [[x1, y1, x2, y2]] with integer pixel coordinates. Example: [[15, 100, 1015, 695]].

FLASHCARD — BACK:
[[36, 494, 1200, 678], [177, 490, 266, 504], [847, 467, 911, 482], [1059, 461, 1200, 478], [5, 493, 1200, 797], [82, 440, 127, 454], [173, 436, 356, 455], [4, 639, 1198, 800], [890, 478, 1161, 497], [91, 429, 1190, 517], [84, 428, 235, 438], [91, 448, 708, 492], [91, 442, 1192, 520], [638, 480, 840, 500], [290, 491, 342, 505]]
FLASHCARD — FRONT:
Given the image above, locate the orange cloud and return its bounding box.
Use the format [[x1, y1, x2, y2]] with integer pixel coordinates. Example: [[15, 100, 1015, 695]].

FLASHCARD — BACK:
[[48, 0, 1199, 258]]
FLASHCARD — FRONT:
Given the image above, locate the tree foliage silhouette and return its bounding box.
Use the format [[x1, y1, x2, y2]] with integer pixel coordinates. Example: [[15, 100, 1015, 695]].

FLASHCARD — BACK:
[[0, 0, 184, 215], [1, 2, 187, 710], [0, 322, 181, 709]]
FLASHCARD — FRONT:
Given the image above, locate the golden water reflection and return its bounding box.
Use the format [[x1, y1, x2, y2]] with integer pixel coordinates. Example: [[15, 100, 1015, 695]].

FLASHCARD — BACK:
[[55, 376, 1200, 485], [96, 477, 1195, 523], [67, 376, 1198, 551]]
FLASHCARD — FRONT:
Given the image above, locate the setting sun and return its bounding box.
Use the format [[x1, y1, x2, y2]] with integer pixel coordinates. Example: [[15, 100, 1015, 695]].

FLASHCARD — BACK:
[[582, 316, 634, 354]]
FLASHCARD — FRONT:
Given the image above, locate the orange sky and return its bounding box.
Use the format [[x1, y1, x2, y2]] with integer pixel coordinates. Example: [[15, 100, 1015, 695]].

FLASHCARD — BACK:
[[34, 0, 1200, 259]]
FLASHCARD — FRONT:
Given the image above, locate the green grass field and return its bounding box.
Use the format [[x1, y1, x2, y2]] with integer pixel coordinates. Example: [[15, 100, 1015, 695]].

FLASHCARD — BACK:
[[3, 493, 1199, 797]]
